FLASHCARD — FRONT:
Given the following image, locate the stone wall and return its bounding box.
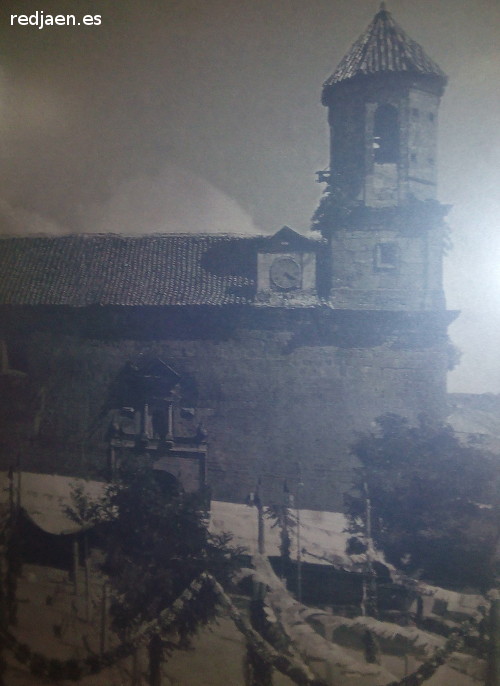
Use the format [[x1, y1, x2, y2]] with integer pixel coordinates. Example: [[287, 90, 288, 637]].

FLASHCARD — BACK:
[[324, 75, 443, 209], [0, 305, 450, 510], [329, 224, 445, 311]]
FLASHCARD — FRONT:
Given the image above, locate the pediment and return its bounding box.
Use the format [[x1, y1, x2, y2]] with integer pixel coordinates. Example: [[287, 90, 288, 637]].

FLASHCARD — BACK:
[[258, 226, 320, 254]]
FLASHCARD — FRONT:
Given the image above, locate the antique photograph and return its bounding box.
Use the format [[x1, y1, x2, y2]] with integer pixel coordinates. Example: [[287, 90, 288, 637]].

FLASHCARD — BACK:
[[0, 1, 499, 684]]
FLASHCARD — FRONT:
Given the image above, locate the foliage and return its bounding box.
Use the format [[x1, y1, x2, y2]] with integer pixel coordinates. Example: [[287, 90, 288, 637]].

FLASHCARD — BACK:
[[310, 186, 350, 233], [346, 414, 500, 590], [311, 189, 451, 239], [70, 456, 240, 644], [265, 487, 296, 563]]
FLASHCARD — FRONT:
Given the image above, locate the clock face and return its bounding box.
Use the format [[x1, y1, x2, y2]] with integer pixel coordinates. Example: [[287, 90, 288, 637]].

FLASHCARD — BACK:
[[269, 256, 301, 291]]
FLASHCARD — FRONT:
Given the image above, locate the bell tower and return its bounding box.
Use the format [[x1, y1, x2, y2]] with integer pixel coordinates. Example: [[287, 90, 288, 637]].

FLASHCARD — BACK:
[[314, 3, 450, 312]]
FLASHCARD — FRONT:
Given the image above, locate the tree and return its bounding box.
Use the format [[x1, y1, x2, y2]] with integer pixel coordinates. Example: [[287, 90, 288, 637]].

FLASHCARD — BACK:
[[265, 481, 296, 576], [71, 455, 239, 685], [346, 414, 500, 590]]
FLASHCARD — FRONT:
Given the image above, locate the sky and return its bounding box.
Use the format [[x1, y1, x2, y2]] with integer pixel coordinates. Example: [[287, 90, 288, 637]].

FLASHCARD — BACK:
[[0, 0, 499, 393]]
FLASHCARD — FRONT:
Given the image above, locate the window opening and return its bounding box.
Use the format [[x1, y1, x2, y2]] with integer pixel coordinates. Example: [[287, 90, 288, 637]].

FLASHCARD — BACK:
[[375, 242, 399, 270], [373, 104, 399, 163]]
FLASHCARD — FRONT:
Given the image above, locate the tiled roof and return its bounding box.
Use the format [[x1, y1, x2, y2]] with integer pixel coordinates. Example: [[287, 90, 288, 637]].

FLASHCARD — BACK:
[[0, 234, 259, 307], [323, 3, 447, 90]]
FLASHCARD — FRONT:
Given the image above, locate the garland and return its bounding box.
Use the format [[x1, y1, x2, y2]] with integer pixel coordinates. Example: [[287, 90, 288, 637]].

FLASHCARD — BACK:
[[0, 573, 215, 682], [386, 623, 469, 686], [210, 576, 327, 686], [0, 571, 476, 686], [249, 562, 475, 686], [0, 571, 325, 685]]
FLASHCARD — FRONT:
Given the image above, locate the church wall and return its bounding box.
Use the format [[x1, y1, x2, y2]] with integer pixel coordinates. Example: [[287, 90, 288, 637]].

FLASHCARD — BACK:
[[329, 225, 445, 311], [0, 305, 449, 511], [406, 89, 440, 200], [325, 77, 443, 209]]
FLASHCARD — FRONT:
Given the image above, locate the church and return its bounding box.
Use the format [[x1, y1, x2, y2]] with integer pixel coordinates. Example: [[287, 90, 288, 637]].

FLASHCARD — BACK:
[[0, 5, 456, 511]]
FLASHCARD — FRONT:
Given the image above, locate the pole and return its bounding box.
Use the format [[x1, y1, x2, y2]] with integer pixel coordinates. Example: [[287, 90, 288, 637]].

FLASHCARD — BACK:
[[131, 648, 140, 686], [363, 480, 377, 617], [0, 474, 7, 686], [100, 583, 108, 655], [296, 479, 303, 604], [256, 479, 265, 555], [72, 538, 79, 597], [84, 533, 91, 622], [487, 598, 500, 686], [7, 462, 20, 626], [281, 480, 290, 579], [8, 468, 13, 520], [16, 455, 21, 515]]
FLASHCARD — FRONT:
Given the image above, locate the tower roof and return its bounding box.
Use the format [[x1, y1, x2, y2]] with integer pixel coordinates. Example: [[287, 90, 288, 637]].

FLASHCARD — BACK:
[[323, 3, 447, 91]]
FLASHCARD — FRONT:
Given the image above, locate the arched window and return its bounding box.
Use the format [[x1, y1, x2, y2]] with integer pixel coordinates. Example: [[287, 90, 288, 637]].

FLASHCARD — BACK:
[[373, 104, 399, 163]]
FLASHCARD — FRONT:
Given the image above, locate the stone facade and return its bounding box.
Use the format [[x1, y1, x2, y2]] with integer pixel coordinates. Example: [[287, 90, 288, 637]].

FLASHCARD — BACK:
[[0, 302, 452, 510]]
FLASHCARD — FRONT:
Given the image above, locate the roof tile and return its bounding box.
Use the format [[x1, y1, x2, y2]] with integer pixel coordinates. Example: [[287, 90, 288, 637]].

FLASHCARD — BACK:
[[0, 234, 258, 307], [324, 5, 447, 89]]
